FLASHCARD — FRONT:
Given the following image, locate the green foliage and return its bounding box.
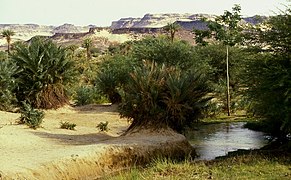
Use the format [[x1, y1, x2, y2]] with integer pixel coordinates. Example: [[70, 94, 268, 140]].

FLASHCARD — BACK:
[[193, 29, 211, 46], [244, 8, 291, 137], [19, 101, 44, 129], [96, 55, 134, 103], [193, 44, 251, 113], [11, 37, 76, 109], [82, 38, 93, 59], [60, 121, 76, 130], [73, 52, 99, 84], [207, 4, 243, 46], [0, 60, 19, 111], [75, 85, 96, 106], [90, 47, 101, 57], [0, 51, 7, 61], [96, 121, 109, 132], [106, 155, 291, 180], [1, 29, 15, 54], [163, 22, 180, 42], [74, 85, 108, 106], [130, 36, 199, 70], [119, 62, 212, 133]]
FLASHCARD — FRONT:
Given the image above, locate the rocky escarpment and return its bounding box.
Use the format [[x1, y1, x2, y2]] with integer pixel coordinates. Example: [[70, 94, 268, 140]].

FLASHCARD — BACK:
[[0, 23, 92, 41], [111, 13, 214, 29], [111, 13, 266, 31]]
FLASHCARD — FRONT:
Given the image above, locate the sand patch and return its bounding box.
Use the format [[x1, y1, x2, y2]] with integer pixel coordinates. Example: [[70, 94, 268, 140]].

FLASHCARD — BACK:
[[0, 105, 194, 179]]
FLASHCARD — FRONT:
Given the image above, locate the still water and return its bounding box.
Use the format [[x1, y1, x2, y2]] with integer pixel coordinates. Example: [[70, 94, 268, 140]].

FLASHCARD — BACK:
[[185, 122, 268, 160]]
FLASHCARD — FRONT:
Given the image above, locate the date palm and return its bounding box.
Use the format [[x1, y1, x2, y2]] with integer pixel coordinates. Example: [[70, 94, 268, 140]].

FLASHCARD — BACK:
[[12, 37, 76, 109], [82, 38, 93, 59], [1, 29, 15, 54], [163, 22, 180, 42]]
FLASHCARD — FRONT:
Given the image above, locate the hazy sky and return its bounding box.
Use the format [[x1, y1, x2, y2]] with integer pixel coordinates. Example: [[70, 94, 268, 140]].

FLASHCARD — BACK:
[[1, 0, 289, 26]]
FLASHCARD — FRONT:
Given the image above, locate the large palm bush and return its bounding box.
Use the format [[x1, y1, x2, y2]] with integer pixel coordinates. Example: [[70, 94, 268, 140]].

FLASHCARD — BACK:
[[119, 62, 212, 133], [11, 37, 76, 109]]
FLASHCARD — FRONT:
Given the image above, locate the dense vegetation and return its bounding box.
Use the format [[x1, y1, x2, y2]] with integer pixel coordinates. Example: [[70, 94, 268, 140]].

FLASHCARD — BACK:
[[243, 8, 291, 138], [0, 5, 290, 140]]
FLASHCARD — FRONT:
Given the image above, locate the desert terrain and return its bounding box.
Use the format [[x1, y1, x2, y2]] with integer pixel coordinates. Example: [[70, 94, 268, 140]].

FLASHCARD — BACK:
[[0, 104, 194, 179]]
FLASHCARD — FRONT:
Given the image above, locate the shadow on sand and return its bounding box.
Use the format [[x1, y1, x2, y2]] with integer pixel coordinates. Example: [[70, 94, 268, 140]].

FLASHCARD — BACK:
[[31, 131, 117, 146]]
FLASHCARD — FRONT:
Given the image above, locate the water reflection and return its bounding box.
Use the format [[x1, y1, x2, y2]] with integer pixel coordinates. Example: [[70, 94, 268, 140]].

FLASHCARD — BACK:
[[185, 122, 268, 160]]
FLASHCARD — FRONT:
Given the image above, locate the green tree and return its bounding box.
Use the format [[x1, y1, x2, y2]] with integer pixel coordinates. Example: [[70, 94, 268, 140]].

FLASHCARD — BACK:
[[207, 4, 243, 116], [82, 38, 93, 59], [163, 22, 180, 42], [12, 37, 76, 109], [193, 29, 211, 46], [130, 36, 205, 70], [1, 29, 15, 54], [244, 8, 291, 138]]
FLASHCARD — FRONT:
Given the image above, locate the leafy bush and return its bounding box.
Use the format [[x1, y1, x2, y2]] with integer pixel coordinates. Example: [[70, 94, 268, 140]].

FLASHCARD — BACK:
[[60, 121, 76, 130], [96, 55, 134, 103], [0, 60, 19, 111], [11, 37, 76, 109], [75, 85, 97, 106], [74, 85, 109, 106], [96, 121, 109, 132], [119, 62, 212, 133], [19, 101, 44, 129], [130, 36, 199, 70]]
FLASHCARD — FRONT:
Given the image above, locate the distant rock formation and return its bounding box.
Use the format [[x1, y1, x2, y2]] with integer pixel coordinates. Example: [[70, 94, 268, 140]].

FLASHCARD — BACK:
[[111, 13, 266, 31], [0, 24, 91, 41]]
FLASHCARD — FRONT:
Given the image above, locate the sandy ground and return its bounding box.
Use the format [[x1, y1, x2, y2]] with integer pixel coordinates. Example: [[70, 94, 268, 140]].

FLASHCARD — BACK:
[[0, 104, 194, 179]]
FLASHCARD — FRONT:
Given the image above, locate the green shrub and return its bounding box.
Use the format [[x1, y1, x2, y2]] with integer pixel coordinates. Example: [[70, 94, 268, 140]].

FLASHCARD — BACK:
[[96, 55, 134, 103], [60, 121, 76, 130], [19, 101, 44, 129], [75, 85, 97, 106], [96, 121, 109, 132], [119, 62, 212, 133], [130, 36, 197, 70], [0, 60, 19, 111], [74, 85, 109, 106], [11, 37, 76, 109]]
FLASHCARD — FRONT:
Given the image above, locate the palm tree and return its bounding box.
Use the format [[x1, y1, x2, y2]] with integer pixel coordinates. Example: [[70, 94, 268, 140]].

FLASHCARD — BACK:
[[82, 38, 93, 59], [11, 37, 76, 109], [1, 30, 15, 54], [163, 22, 180, 42]]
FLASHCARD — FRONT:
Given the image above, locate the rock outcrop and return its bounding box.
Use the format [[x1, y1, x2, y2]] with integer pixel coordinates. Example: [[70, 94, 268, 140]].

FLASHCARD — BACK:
[[111, 13, 266, 31], [0, 24, 91, 41]]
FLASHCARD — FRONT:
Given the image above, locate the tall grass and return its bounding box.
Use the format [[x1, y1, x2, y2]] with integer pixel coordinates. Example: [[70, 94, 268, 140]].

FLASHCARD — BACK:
[[105, 154, 291, 180]]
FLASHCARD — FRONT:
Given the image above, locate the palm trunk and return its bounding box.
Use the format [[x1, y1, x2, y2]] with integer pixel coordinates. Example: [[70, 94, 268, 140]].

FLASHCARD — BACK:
[[226, 45, 231, 116], [7, 41, 10, 54]]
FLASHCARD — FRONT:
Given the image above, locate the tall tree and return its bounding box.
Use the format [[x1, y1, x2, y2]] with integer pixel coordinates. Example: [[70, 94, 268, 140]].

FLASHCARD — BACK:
[[1, 29, 15, 54], [82, 38, 93, 59], [244, 7, 291, 138], [207, 4, 243, 116], [163, 22, 180, 42]]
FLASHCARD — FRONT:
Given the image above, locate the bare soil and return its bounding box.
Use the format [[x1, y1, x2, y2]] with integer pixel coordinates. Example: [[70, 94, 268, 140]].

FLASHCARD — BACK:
[[0, 104, 194, 179]]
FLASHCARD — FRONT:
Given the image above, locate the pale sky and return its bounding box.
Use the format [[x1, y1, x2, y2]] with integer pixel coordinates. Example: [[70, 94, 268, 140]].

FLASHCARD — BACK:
[[0, 0, 289, 26]]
